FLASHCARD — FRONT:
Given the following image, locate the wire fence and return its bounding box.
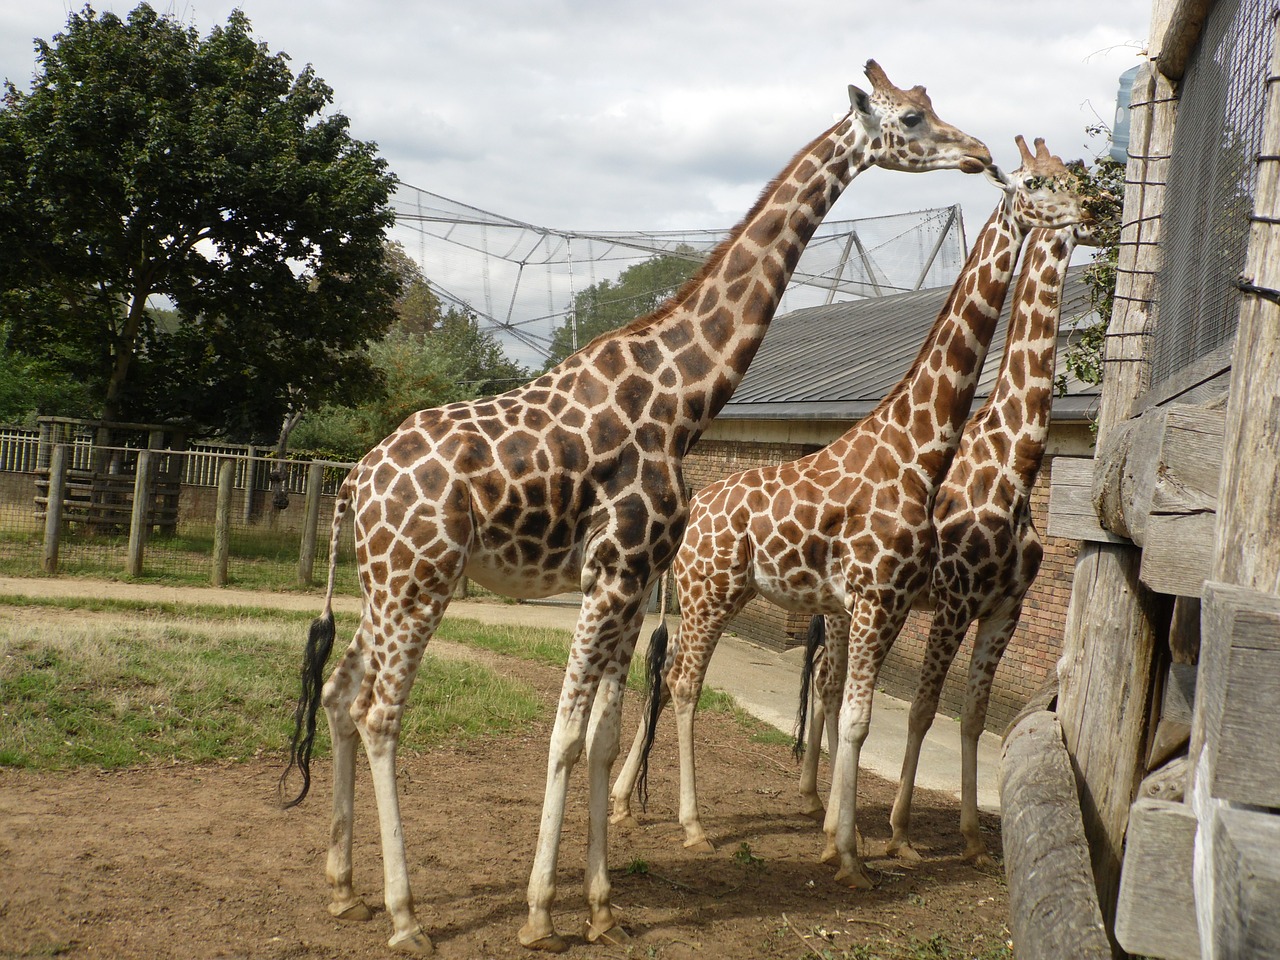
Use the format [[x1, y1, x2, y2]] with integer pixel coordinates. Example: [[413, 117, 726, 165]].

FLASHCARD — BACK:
[[0, 428, 359, 595]]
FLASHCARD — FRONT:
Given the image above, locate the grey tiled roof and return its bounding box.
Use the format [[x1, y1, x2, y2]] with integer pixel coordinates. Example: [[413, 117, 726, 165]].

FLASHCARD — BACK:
[[723, 264, 1102, 421]]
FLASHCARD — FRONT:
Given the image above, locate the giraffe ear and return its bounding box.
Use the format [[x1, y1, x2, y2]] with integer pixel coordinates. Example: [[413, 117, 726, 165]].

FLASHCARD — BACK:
[[849, 84, 873, 118]]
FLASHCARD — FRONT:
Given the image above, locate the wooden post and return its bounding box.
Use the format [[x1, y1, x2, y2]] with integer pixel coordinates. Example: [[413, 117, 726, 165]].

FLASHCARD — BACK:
[[1187, 19, 1280, 955], [241, 445, 257, 525], [41, 443, 68, 574], [999, 711, 1112, 960], [1054, 56, 1178, 933], [212, 458, 234, 587], [298, 460, 324, 587], [126, 448, 155, 577]]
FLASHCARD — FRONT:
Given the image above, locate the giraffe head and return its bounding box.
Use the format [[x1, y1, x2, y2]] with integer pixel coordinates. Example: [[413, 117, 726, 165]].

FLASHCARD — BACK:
[[994, 136, 1093, 230], [849, 60, 991, 175]]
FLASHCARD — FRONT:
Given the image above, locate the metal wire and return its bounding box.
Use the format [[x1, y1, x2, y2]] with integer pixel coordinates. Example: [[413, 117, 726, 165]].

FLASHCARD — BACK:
[[1151, 0, 1276, 387]]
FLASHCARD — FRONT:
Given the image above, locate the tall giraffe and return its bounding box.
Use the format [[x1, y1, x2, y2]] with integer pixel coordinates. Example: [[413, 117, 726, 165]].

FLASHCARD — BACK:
[[281, 62, 991, 955], [613, 138, 1089, 890], [882, 219, 1101, 867]]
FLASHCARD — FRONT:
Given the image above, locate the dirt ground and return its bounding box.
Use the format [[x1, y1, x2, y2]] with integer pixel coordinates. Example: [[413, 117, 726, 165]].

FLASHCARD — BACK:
[[0, 602, 1008, 960]]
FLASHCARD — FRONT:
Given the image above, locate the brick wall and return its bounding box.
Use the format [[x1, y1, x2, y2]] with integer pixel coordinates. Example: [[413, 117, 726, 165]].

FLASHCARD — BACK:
[[682, 432, 1078, 734]]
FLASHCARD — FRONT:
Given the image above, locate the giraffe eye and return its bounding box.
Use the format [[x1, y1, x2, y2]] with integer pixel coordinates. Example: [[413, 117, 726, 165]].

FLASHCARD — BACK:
[[901, 112, 924, 129]]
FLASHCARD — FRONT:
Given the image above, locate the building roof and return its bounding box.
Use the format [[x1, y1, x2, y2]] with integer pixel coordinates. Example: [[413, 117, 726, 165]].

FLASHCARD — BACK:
[[722, 263, 1102, 422]]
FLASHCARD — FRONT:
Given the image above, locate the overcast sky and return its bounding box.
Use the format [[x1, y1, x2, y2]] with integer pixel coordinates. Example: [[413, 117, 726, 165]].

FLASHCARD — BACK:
[[2, 2, 1150, 361]]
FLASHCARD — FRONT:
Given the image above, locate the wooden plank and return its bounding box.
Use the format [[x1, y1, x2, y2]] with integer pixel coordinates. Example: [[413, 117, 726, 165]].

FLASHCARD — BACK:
[[1150, 405, 1225, 514], [1139, 511, 1216, 597], [1115, 797, 1200, 960], [1046, 456, 1127, 544], [1195, 582, 1280, 809], [1212, 806, 1280, 958], [999, 710, 1111, 960]]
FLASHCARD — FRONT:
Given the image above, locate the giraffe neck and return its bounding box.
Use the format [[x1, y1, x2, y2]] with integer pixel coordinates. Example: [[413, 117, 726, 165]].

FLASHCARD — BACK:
[[867, 203, 1026, 478], [966, 227, 1077, 492], [561, 113, 870, 442]]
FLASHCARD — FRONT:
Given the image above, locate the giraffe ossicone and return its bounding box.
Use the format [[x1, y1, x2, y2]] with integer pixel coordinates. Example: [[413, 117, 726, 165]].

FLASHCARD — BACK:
[[611, 139, 1092, 893], [280, 61, 991, 955]]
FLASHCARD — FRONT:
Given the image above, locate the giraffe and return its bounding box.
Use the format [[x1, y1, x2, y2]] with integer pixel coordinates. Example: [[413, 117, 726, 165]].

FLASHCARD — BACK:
[[610, 138, 1090, 892], [280, 61, 992, 955], [882, 219, 1102, 867]]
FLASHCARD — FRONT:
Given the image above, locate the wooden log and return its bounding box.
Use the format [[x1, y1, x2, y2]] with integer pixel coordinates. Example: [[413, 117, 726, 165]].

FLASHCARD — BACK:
[[999, 710, 1111, 960], [1192, 581, 1280, 809], [1046, 456, 1127, 544], [298, 460, 324, 587], [1140, 510, 1217, 598], [1151, 0, 1213, 80], [1138, 755, 1188, 802], [41, 444, 68, 574], [212, 459, 234, 588], [1114, 797, 1200, 959], [1211, 806, 1280, 958], [126, 449, 155, 577]]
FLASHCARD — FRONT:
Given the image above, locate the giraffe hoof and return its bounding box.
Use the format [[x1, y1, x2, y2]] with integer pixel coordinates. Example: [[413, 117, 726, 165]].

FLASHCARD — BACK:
[[519, 925, 569, 954], [819, 842, 839, 865], [583, 921, 631, 946], [800, 802, 826, 823], [965, 850, 998, 869], [833, 864, 875, 890], [682, 836, 716, 854], [388, 925, 435, 954], [610, 811, 640, 829], [328, 898, 373, 922], [886, 840, 922, 862]]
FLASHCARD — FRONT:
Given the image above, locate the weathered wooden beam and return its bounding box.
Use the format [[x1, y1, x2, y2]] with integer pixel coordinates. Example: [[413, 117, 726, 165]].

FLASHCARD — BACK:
[[1211, 806, 1280, 958], [1115, 797, 1200, 959], [1090, 402, 1225, 548], [999, 710, 1111, 960], [1192, 581, 1280, 810], [1046, 456, 1127, 544], [1151, 0, 1213, 80], [1140, 511, 1217, 598]]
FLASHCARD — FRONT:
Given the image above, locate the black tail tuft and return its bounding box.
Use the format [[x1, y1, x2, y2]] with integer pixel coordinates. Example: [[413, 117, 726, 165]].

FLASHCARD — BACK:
[[793, 615, 826, 761], [279, 612, 337, 808], [636, 620, 672, 811]]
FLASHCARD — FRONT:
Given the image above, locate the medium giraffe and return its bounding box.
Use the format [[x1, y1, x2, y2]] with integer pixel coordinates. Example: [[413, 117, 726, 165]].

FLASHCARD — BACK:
[[281, 61, 991, 955], [611, 138, 1090, 891], [882, 219, 1101, 867]]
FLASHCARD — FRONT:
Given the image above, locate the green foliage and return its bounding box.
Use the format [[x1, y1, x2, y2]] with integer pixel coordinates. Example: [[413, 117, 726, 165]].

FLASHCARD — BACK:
[[289, 244, 529, 461], [0, 4, 399, 438], [1061, 131, 1126, 390], [0, 322, 93, 423], [544, 248, 702, 369]]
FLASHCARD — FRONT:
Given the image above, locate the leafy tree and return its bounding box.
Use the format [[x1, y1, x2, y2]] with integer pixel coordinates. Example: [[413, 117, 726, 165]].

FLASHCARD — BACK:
[[0, 323, 93, 423], [544, 247, 702, 369], [1061, 137, 1126, 388], [0, 4, 399, 438]]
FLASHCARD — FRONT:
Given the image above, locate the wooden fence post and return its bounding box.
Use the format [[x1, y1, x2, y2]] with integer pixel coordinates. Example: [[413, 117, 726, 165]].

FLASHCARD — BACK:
[[126, 449, 155, 577], [42, 443, 68, 574], [297, 460, 324, 587], [212, 458, 234, 587]]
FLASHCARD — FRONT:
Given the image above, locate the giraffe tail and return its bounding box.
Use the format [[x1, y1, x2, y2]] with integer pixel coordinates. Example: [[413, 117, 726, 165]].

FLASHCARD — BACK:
[[279, 471, 354, 808], [793, 614, 826, 761], [636, 576, 675, 811]]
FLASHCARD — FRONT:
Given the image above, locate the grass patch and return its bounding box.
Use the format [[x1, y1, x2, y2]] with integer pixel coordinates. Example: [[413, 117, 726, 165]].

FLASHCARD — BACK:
[[0, 591, 776, 770], [0, 603, 540, 771]]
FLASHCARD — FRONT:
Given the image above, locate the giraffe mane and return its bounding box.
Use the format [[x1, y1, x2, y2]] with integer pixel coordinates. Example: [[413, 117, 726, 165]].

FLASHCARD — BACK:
[[579, 113, 852, 352]]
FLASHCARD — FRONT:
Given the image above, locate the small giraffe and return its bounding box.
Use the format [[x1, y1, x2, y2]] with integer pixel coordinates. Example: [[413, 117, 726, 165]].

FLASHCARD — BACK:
[[281, 62, 991, 955], [883, 219, 1101, 866], [611, 139, 1089, 891]]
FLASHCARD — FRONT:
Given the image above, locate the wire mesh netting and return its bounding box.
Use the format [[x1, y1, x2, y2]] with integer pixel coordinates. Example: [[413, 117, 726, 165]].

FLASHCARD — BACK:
[[1150, 0, 1275, 386], [0, 429, 358, 594], [388, 184, 968, 368]]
